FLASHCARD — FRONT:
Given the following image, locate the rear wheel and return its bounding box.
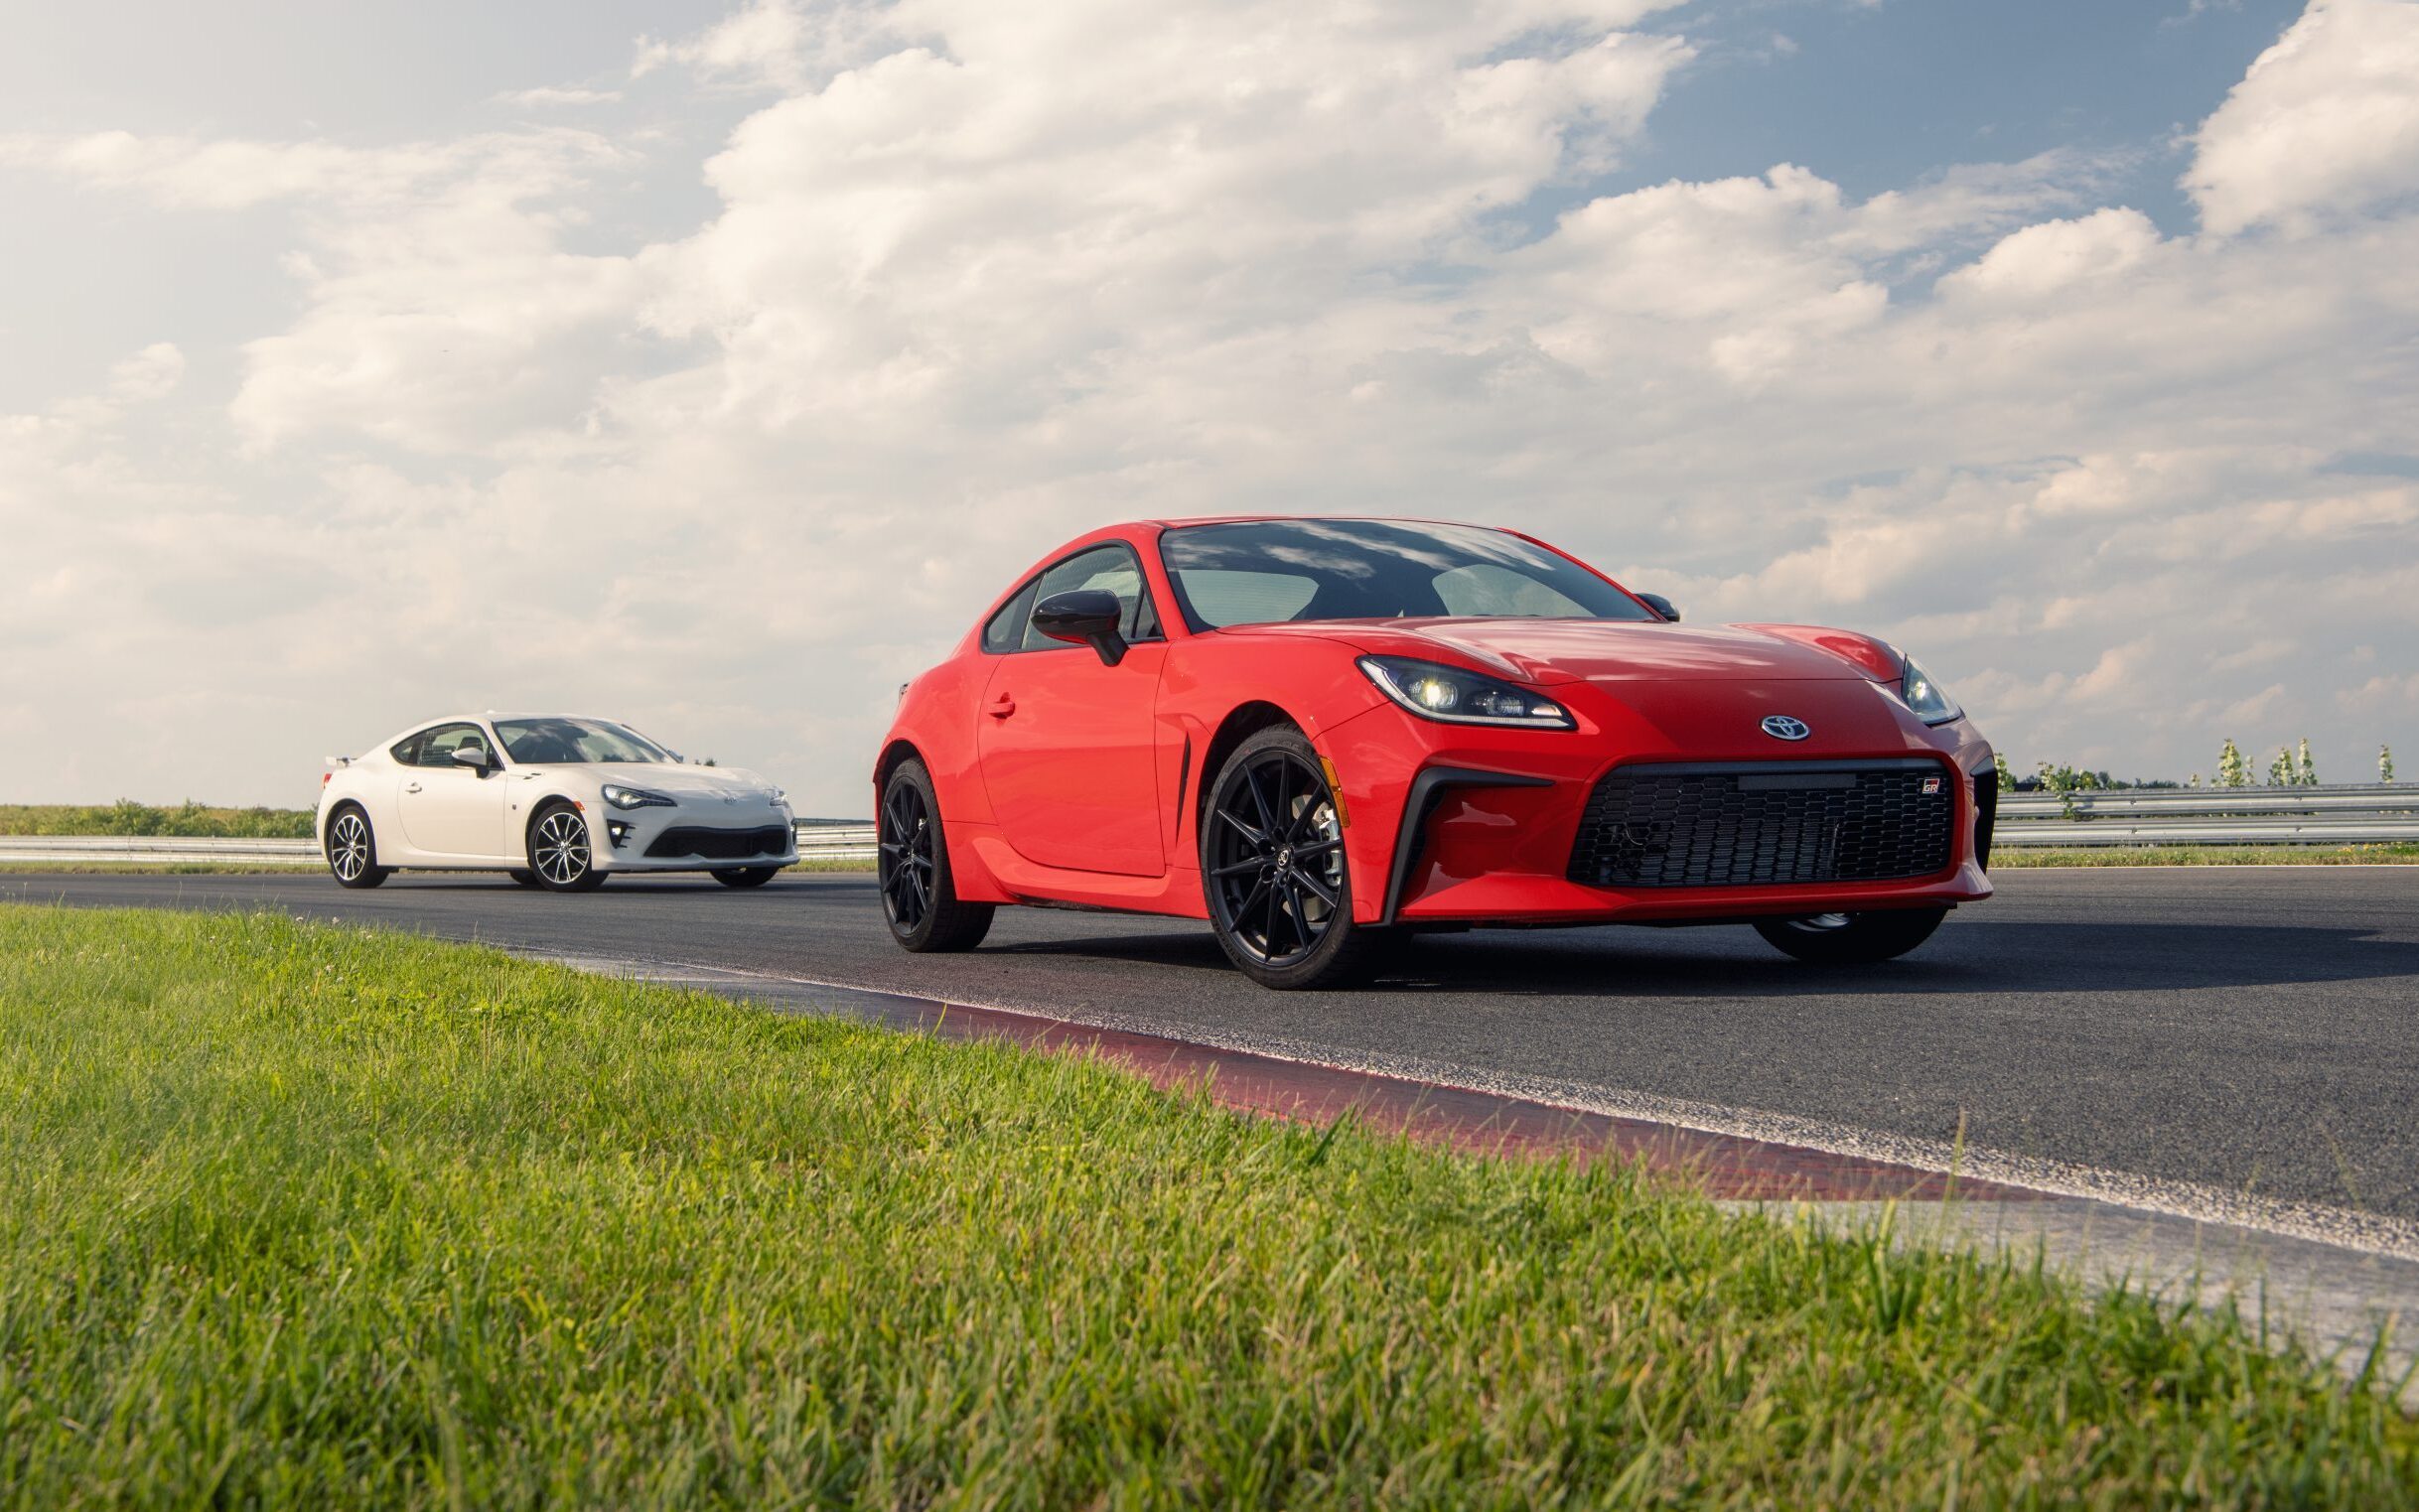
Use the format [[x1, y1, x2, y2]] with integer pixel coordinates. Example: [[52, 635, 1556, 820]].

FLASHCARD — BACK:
[[1202, 726, 1392, 990], [324, 805, 390, 890], [1754, 907, 1947, 964], [879, 759, 993, 951], [527, 802, 607, 893], [712, 866, 782, 889]]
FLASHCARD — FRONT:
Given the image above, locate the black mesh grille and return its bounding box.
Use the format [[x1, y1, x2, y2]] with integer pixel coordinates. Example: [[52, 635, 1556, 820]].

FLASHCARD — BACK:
[[644, 825, 790, 861], [1568, 760, 1955, 889]]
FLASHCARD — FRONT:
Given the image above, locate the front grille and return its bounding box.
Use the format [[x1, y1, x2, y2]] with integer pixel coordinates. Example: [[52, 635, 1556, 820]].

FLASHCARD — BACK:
[[1568, 759, 1955, 889], [644, 825, 790, 861]]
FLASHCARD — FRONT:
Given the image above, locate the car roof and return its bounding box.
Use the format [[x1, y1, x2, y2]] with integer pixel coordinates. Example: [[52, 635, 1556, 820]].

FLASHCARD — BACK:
[[390, 713, 624, 731], [1138, 513, 1487, 531]]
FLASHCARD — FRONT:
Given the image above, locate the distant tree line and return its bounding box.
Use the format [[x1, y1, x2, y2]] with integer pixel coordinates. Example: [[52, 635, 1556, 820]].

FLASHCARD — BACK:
[[2001, 739, 2398, 794]]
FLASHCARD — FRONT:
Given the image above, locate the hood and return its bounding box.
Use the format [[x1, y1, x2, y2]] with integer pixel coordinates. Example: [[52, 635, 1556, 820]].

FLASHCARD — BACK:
[[529, 762, 781, 800], [1220, 619, 1886, 685]]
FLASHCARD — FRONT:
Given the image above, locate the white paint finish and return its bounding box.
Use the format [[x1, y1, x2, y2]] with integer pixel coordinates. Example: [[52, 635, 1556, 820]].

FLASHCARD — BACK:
[[316, 714, 798, 876]]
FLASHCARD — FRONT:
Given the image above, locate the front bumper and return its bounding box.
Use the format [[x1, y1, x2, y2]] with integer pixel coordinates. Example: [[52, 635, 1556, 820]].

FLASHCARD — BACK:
[[1319, 678, 1996, 927], [591, 802, 798, 872]]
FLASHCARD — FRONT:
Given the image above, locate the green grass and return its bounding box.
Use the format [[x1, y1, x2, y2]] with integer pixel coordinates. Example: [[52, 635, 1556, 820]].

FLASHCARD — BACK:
[[1996, 843, 2419, 867], [2, 906, 2411, 1509], [0, 800, 315, 839]]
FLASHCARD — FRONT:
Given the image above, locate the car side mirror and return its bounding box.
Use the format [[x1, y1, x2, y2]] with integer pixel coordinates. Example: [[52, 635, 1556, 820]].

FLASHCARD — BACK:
[[449, 747, 493, 772], [1032, 589, 1129, 666], [1637, 593, 1680, 621]]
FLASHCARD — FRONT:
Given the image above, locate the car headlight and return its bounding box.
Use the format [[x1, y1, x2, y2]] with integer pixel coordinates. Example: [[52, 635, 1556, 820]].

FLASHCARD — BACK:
[[601, 783, 675, 810], [1357, 655, 1574, 729], [1898, 653, 1962, 725]]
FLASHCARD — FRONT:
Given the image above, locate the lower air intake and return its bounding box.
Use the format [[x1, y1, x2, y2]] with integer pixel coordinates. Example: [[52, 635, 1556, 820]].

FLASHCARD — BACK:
[[1568, 759, 1955, 889], [644, 825, 791, 861]]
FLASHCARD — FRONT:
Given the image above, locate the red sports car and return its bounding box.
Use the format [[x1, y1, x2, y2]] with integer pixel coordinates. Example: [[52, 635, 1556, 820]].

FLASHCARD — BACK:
[[875, 517, 1996, 989]]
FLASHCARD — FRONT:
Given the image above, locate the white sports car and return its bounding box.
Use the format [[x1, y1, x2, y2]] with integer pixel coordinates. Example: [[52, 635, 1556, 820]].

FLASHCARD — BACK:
[[316, 714, 797, 892]]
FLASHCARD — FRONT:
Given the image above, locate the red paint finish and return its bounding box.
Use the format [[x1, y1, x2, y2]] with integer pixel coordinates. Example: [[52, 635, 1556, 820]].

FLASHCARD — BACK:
[[880, 517, 1995, 929]]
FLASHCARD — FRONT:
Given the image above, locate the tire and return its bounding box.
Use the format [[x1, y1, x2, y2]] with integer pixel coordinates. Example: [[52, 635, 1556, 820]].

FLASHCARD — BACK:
[[879, 758, 993, 951], [1201, 725, 1393, 990], [712, 866, 782, 889], [1754, 907, 1948, 964], [526, 802, 608, 892], [324, 804, 390, 889], [507, 869, 540, 888]]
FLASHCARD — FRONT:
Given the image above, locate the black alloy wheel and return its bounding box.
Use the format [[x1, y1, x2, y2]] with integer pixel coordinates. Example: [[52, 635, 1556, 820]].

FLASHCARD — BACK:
[[325, 805, 389, 890], [1202, 726, 1390, 989], [527, 802, 608, 893], [879, 758, 993, 951], [711, 866, 782, 889], [1754, 906, 1948, 964]]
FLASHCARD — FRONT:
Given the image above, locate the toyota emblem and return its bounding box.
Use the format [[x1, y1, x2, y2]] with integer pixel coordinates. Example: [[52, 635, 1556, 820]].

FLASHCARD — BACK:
[[1761, 715, 1811, 741]]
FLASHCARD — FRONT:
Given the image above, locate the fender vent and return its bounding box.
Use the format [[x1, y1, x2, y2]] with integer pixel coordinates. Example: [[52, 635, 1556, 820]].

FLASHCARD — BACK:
[[1568, 759, 1955, 889]]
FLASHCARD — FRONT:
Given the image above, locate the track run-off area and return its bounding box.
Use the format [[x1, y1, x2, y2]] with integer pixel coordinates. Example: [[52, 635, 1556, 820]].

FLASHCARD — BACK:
[[16, 864, 2419, 1389], [10, 866, 2416, 1224]]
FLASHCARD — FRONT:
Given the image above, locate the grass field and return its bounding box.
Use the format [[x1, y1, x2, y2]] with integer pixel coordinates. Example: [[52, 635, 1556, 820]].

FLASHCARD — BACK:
[[1995, 843, 2419, 867], [2, 905, 2413, 1508], [0, 801, 315, 839]]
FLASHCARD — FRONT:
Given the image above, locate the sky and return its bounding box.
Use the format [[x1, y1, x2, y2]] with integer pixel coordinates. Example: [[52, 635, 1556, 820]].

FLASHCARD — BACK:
[[3, 0, 2415, 812]]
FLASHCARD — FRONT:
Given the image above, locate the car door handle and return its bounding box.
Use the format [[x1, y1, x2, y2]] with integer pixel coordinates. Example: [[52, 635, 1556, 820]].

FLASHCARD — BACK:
[[988, 695, 1017, 719], [404, 781, 423, 793]]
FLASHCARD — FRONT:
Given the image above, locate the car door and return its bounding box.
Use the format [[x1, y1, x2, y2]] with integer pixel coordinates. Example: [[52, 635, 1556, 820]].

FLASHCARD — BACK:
[[396, 722, 511, 858], [976, 544, 1169, 877]]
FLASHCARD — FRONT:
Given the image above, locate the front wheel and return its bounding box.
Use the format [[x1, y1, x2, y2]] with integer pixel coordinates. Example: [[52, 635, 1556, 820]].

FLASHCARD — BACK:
[[324, 805, 390, 890], [712, 866, 782, 889], [527, 803, 607, 893], [1202, 726, 1393, 990], [879, 759, 993, 951], [1754, 907, 1947, 964]]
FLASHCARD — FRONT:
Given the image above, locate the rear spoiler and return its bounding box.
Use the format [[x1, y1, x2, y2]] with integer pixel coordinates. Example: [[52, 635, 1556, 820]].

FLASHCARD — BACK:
[[325, 756, 354, 768]]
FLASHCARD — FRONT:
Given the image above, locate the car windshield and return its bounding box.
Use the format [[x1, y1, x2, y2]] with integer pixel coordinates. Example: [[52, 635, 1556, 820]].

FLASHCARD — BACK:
[[1157, 518, 1655, 630], [494, 718, 675, 765]]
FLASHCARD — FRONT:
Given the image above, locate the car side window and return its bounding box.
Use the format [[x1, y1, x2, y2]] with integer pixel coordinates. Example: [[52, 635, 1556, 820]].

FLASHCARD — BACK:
[[390, 731, 428, 765], [417, 723, 493, 768], [982, 580, 1039, 654], [1168, 568, 1320, 627], [1019, 544, 1164, 651]]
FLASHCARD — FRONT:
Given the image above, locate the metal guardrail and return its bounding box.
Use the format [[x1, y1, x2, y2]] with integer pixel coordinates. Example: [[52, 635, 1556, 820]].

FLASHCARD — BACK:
[[0, 822, 880, 867], [5, 788, 2410, 865], [1997, 783, 2418, 847]]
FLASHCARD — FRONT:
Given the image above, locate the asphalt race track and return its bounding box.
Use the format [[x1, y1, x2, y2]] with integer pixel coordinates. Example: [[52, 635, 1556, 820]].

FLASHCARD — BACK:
[[8, 867, 2418, 1225]]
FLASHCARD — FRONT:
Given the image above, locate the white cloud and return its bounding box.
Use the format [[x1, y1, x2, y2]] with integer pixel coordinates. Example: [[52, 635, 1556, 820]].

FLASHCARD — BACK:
[[494, 85, 625, 108], [2185, 0, 2419, 234], [0, 130, 643, 452], [634, 0, 821, 91], [1939, 206, 2161, 298], [107, 343, 185, 403]]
